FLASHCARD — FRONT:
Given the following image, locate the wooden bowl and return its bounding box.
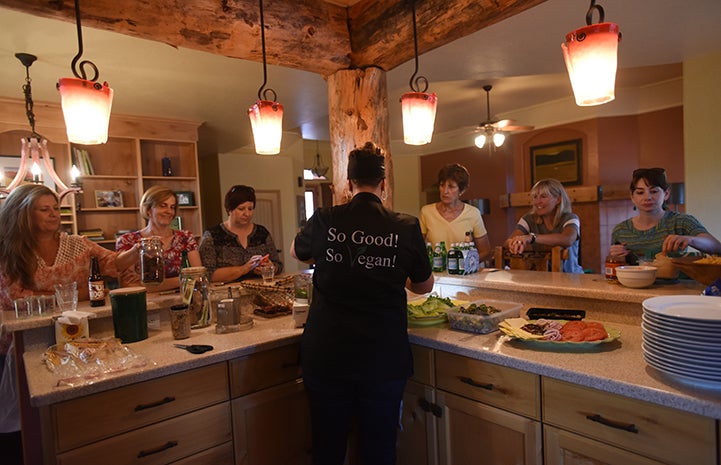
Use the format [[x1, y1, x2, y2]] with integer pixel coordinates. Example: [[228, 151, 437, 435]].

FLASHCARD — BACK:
[[671, 257, 721, 285]]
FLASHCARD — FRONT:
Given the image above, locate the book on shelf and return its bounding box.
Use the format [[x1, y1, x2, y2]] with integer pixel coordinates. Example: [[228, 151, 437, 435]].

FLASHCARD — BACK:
[[71, 147, 95, 176], [115, 229, 133, 238], [79, 228, 104, 238]]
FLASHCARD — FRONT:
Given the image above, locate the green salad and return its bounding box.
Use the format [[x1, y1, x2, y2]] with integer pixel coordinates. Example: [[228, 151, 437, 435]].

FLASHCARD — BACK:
[[407, 295, 455, 319]]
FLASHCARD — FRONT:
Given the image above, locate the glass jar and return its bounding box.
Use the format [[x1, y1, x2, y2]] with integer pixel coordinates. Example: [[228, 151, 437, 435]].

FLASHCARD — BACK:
[[180, 266, 211, 328], [140, 236, 165, 285]]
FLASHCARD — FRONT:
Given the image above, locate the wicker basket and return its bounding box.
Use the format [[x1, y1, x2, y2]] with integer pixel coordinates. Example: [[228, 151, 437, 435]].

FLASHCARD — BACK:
[[671, 257, 721, 285], [241, 275, 295, 316]]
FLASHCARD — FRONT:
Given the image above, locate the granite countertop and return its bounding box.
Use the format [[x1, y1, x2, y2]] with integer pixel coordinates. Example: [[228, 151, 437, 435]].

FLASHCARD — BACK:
[[18, 271, 721, 421]]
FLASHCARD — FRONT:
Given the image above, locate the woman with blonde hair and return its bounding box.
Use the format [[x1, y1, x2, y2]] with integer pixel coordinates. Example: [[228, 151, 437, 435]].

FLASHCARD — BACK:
[[116, 185, 201, 291], [504, 178, 584, 273]]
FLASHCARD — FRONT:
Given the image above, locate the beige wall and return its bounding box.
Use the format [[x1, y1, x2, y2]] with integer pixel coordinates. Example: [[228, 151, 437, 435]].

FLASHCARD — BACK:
[[217, 132, 306, 274], [684, 50, 721, 239]]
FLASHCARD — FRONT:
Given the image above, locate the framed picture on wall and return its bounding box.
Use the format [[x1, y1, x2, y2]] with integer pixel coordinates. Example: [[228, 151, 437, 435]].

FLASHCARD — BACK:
[[530, 139, 582, 188], [95, 190, 124, 208], [175, 191, 195, 206]]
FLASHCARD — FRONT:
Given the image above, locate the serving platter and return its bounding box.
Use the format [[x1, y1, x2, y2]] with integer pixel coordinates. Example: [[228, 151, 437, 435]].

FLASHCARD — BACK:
[[407, 298, 469, 327], [499, 318, 621, 349]]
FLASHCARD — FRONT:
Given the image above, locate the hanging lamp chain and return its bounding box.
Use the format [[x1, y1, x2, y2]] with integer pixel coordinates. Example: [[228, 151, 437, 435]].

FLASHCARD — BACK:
[[15, 53, 41, 139], [256, 0, 277, 102], [585, 0, 605, 25], [408, 0, 429, 93], [70, 0, 100, 83]]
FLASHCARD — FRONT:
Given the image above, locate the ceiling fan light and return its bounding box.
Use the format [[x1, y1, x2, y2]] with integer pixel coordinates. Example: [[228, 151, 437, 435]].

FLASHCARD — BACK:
[[248, 99, 284, 155], [401, 91, 437, 145], [493, 131, 506, 147], [57, 77, 113, 144], [474, 133, 487, 149], [562, 22, 620, 106]]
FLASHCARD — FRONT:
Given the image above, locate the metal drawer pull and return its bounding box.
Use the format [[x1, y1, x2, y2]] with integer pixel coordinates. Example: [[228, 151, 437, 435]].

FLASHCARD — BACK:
[[586, 414, 639, 433], [137, 440, 179, 458], [417, 398, 443, 417], [134, 396, 176, 412], [458, 376, 494, 390]]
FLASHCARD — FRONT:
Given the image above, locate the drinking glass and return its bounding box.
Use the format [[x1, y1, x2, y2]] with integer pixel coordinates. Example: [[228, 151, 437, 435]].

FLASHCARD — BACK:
[[13, 297, 33, 319], [54, 282, 78, 313], [259, 263, 275, 284]]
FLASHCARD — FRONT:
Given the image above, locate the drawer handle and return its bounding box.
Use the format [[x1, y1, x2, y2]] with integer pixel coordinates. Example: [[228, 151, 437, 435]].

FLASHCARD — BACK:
[[137, 440, 178, 458], [586, 414, 639, 433], [458, 376, 494, 391], [134, 396, 176, 412], [417, 398, 442, 418]]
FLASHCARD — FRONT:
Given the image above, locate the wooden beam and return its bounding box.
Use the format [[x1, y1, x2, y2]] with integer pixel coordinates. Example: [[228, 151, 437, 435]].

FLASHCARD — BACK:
[[0, 0, 548, 77]]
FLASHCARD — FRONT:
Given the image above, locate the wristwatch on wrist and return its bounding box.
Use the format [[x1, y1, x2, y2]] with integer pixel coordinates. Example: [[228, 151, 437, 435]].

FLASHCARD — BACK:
[[529, 232, 537, 244]]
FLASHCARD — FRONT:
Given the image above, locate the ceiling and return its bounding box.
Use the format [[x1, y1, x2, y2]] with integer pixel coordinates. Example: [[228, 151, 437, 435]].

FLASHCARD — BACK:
[[1, 0, 720, 154]]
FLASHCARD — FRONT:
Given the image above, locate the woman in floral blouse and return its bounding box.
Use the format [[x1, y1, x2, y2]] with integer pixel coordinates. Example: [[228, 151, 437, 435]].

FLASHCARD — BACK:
[[116, 185, 201, 291]]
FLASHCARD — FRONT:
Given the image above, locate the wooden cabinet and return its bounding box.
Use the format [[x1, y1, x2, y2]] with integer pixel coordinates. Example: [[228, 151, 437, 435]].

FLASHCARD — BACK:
[[397, 347, 542, 465], [229, 343, 312, 465], [40, 363, 231, 465], [543, 378, 716, 465]]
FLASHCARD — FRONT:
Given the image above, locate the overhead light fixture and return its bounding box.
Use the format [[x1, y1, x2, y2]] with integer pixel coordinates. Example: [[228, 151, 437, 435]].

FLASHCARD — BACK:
[[248, 0, 283, 155], [472, 85, 531, 150], [311, 140, 329, 178], [0, 53, 82, 200], [56, 0, 114, 144], [400, 0, 437, 145], [562, 0, 621, 106], [474, 129, 505, 149]]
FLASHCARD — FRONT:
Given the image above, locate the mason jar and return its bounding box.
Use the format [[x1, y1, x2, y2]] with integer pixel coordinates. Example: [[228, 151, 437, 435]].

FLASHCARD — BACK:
[[179, 266, 211, 328], [139, 236, 165, 285]]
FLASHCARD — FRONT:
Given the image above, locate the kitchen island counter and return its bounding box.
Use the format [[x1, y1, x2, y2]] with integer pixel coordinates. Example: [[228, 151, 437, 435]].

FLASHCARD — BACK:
[[17, 272, 720, 418]]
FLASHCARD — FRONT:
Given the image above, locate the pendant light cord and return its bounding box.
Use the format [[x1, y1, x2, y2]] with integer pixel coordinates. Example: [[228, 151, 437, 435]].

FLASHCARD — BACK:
[[70, 0, 100, 82], [408, 0, 428, 93], [256, 0, 277, 102], [585, 0, 605, 25]]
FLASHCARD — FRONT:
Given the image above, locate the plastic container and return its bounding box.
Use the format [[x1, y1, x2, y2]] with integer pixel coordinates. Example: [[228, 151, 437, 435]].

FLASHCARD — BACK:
[[446, 299, 522, 334]]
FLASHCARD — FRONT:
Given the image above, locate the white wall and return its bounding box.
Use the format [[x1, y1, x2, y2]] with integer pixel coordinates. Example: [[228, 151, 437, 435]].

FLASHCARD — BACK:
[[217, 132, 306, 274], [684, 50, 721, 239]]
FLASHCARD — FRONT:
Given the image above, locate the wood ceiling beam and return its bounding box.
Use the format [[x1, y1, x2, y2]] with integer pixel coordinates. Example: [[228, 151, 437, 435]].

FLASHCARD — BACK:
[[0, 0, 547, 77]]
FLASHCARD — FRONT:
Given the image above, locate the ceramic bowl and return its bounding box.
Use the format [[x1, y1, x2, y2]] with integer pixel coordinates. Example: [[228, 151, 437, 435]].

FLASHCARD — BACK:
[[615, 265, 657, 288]]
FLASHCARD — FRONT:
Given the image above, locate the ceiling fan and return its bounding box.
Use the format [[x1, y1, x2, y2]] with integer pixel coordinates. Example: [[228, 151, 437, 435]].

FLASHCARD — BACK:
[[473, 84, 534, 149]]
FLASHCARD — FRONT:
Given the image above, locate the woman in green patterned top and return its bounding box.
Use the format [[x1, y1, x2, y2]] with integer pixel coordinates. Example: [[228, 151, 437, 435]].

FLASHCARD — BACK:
[[610, 167, 721, 260]]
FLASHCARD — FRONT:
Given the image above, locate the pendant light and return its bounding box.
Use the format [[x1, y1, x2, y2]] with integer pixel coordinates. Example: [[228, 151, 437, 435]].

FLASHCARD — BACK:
[[400, 0, 437, 145], [311, 140, 329, 178], [0, 53, 81, 200], [562, 0, 621, 106], [248, 0, 284, 155], [56, 0, 114, 144]]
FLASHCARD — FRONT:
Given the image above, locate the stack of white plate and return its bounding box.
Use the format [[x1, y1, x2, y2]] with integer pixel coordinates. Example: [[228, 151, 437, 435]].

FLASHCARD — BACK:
[[642, 295, 721, 388]]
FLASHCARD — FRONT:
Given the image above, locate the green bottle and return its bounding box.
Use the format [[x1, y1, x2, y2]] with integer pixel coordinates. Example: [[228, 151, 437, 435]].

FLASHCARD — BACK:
[[432, 243, 443, 272], [439, 241, 447, 272]]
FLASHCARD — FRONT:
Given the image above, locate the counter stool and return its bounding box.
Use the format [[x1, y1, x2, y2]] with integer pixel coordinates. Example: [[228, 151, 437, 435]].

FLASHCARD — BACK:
[[494, 245, 568, 272]]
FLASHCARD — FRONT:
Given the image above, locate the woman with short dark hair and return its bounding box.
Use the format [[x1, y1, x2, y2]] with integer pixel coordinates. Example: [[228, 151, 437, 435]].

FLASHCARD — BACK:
[[199, 185, 282, 282]]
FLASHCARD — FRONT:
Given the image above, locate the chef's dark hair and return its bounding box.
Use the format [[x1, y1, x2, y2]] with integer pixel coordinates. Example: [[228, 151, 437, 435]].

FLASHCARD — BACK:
[[438, 163, 470, 191], [347, 142, 385, 187], [631, 167, 668, 191], [225, 185, 256, 212]]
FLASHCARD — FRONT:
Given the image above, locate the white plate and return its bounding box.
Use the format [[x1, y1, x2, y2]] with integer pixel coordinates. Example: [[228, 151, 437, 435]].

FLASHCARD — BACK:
[[642, 295, 721, 321], [641, 314, 721, 343], [643, 353, 721, 389], [642, 341, 721, 369], [642, 336, 721, 363], [643, 349, 721, 379], [642, 324, 721, 351], [643, 310, 721, 330]]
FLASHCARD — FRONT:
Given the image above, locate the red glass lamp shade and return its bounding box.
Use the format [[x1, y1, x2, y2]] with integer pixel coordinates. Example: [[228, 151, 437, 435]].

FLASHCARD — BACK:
[[562, 22, 621, 106], [57, 77, 113, 144], [401, 91, 437, 145], [248, 99, 284, 155]]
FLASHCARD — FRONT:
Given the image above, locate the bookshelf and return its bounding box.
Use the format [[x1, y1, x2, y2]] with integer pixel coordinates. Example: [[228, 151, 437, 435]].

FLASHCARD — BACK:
[[0, 97, 203, 248]]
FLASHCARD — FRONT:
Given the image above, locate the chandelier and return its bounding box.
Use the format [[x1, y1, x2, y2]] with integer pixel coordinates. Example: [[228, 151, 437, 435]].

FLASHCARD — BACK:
[[0, 53, 81, 200], [311, 140, 328, 178]]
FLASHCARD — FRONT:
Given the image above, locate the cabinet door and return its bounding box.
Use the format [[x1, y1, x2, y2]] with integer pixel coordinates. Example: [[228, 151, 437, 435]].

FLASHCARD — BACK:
[[397, 380, 438, 465], [436, 390, 541, 465], [231, 378, 312, 465], [544, 425, 666, 465]]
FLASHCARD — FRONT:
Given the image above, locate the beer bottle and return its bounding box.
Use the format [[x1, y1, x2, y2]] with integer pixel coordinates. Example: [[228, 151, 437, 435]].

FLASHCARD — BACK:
[[88, 256, 105, 307]]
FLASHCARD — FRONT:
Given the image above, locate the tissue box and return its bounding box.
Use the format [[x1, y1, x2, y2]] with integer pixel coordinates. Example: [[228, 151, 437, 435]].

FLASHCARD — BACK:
[[446, 299, 522, 334]]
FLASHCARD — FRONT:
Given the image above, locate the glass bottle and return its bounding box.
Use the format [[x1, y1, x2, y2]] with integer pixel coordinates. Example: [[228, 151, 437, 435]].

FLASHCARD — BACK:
[[432, 242, 443, 272], [447, 243, 461, 275], [140, 236, 165, 286], [88, 256, 105, 307], [426, 242, 433, 268], [439, 241, 448, 272], [180, 266, 211, 328], [179, 249, 191, 286], [604, 253, 625, 282]]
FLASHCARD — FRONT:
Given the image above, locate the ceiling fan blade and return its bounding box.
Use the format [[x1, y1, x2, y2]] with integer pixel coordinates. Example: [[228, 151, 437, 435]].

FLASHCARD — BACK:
[[502, 124, 535, 132]]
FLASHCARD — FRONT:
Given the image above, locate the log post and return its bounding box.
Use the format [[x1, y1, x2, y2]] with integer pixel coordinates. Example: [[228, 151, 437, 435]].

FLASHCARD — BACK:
[[327, 67, 393, 208]]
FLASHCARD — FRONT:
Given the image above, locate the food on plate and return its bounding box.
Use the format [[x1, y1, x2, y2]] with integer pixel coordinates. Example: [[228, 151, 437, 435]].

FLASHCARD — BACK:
[[407, 295, 455, 319], [500, 318, 610, 342], [456, 303, 501, 315]]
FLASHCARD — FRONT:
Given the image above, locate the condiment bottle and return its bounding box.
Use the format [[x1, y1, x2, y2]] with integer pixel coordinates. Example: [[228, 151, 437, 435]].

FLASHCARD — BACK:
[[88, 256, 105, 307], [604, 253, 625, 282], [447, 243, 461, 275]]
